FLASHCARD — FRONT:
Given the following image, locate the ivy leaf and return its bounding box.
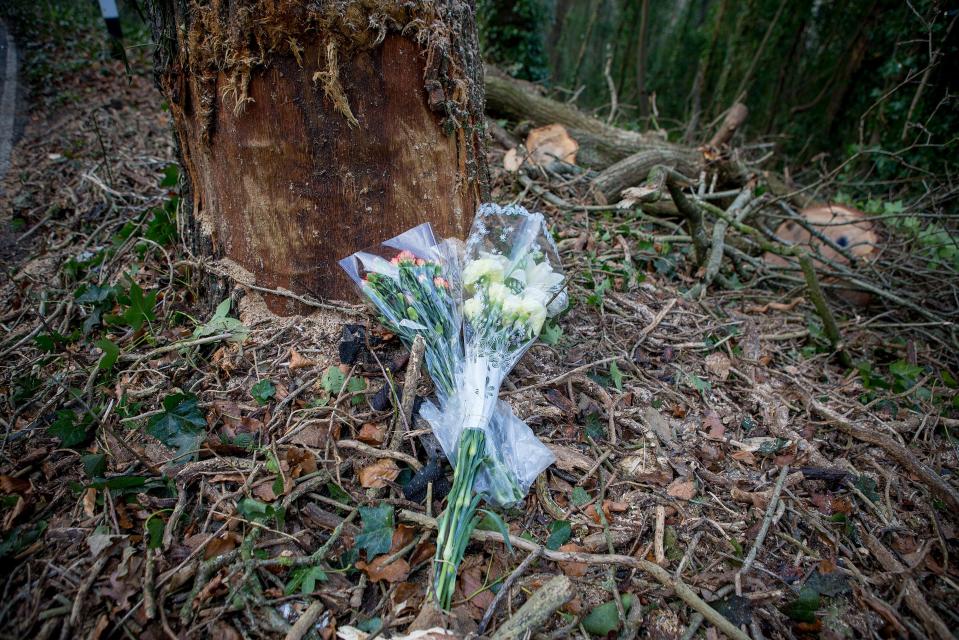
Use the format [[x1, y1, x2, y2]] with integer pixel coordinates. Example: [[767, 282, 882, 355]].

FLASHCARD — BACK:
[[581, 594, 635, 635], [82, 453, 107, 478], [95, 339, 120, 372], [251, 380, 276, 405], [686, 373, 711, 395], [782, 586, 820, 623], [107, 282, 157, 331], [48, 411, 94, 447], [321, 366, 346, 394], [285, 565, 328, 595], [346, 376, 366, 406], [193, 298, 248, 343], [545, 520, 571, 550], [355, 504, 394, 559], [0, 522, 48, 560], [540, 320, 563, 345], [159, 163, 179, 188], [609, 360, 623, 393], [571, 486, 590, 506], [146, 393, 206, 462], [146, 515, 164, 550]]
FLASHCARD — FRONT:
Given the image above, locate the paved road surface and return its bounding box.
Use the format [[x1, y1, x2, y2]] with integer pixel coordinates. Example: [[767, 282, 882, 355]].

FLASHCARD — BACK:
[[0, 19, 19, 184]]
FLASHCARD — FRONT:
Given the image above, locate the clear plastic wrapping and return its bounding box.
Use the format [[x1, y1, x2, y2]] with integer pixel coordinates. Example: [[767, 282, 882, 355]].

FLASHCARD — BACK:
[[339, 206, 564, 507]]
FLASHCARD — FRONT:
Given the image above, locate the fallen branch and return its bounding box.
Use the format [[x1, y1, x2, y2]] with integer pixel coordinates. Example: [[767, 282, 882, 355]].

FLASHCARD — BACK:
[[863, 532, 953, 640], [484, 67, 681, 168], [736, 465, 789, 594], [490, 574, 572, 640], [809, 400, 959, 514], [336, 440, 422, 471], [399, 510, 750, 640], [799, 254, 851, 366]]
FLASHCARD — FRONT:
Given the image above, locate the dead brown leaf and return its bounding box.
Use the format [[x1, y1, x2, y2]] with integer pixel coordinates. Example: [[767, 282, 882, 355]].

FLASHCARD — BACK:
[[704, 352, 731, 381], [410, 540, 436, 567], [358, 458, 400, 489], [391, 524, 417, 552], [525, 124, 578, 166], [0, 475, 31, 494], [288, 349, 315, 370], [83, 487, 97, 517], [286, 446, 317, 478], [557, 543, 588, 576], [730, 450, 757, 465], [357, 556, 411, 583], [666, 477, 697, 501], [357, 422, 386, 446], [204, 532, 242, 559], [704, 410, 725, 440]]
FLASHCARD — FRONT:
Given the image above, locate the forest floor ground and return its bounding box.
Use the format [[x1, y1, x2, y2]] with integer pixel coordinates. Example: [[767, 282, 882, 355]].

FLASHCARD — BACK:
[[0, 7, 957, 640]]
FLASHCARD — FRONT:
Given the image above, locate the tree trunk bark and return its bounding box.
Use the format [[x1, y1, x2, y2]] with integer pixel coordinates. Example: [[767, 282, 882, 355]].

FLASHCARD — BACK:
[[148, 0, 488, 315]]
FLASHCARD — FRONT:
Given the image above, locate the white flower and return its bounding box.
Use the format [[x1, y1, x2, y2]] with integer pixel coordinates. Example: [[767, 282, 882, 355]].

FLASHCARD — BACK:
[[522, 286, 550, 305], [463, 296, 483, 319], [487, 282, 511, 305], [502, 293, 523, 320], [523, 260, 564, 294], [463, 253, 510, 286], [519, 296, 547, 334]]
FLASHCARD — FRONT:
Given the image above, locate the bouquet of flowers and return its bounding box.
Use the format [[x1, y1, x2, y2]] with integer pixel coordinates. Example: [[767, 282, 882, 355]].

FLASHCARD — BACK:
[[340, 204, 566, 609]]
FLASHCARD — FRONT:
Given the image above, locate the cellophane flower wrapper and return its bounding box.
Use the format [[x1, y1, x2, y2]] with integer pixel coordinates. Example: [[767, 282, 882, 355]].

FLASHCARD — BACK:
[[421, 203, 565, 506], [338, 213, 561, 508], [338, 223, 463, 400]]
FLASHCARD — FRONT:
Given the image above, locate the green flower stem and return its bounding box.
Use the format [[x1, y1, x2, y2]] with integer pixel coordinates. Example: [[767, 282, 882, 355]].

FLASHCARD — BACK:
[[432, 428, 486, 609]]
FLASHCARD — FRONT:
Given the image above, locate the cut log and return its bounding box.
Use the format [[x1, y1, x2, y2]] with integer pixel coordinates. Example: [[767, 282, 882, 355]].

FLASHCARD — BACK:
[[592, 148, 702, 204], [484, 67, 681, 168]]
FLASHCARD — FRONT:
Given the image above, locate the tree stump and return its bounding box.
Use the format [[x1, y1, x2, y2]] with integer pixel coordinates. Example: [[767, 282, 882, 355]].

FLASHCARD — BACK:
[[148, 0, 489, 314]]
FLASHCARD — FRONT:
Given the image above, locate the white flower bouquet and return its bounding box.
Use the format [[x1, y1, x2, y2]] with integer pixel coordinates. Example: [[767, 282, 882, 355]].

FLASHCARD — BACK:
[[340, 204, 566, 610]]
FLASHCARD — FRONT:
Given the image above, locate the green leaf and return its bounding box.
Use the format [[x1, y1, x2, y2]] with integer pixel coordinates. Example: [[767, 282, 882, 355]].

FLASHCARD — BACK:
[[237, 497, 271, 522], [583, 412, 605, 441], [686, 373, 711, 395], [48, 411, 94, 447], [782, 586, 820, 623], [146, 393, 206, 462], [581, 593, 635, 636], [146, 515, 165, 550], [571, 486, 590, 506], [540, 320, 563, 345], [251, 380, 276, 405], [355, 504, 394, 559], [476, 509, 513, 554], [193, 298, 248, 343], [321, 366, 347, 394], [82, 453, 107, 478], [545, 520, 571, 550], [91, 476, 148, 490], [609, 360, 623, 393], [346, 376, 367, 406], [356, 618, 382, 634], [95, 339, 120, 372], [285, 565, 328, 595], [159, 164, 179, 188]]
